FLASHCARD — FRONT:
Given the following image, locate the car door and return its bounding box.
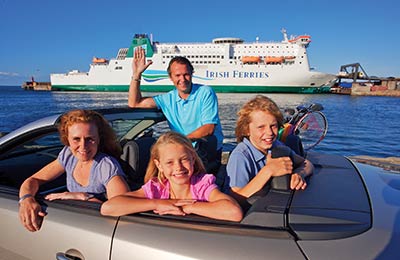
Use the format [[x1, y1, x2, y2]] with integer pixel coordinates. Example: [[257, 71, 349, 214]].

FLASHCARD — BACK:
[[0, 192, 117, 260], [0, 125, 116, 260], [110, 214, 306, 260]]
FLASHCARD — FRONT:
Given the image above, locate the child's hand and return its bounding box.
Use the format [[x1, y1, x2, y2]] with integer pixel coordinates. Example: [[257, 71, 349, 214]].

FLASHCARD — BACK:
[[265, 150, 293, 177], [153, 200, 186, 216], [174, 200, 197, 215], [290, 173, 307, 190]]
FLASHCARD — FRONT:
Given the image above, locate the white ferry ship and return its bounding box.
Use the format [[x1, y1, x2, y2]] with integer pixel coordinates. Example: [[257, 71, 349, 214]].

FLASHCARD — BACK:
[[50, 29, 337, 93]]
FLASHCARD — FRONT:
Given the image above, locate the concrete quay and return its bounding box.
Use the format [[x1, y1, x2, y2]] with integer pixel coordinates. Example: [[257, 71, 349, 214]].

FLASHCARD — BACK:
[[349, 156, 400, 173], [222, 152, 400, 173], [332, 63, 400, 97]]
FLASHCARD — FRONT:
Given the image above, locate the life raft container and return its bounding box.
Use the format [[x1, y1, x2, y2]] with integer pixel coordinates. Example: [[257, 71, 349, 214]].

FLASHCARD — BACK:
[[92, 57, 108, 63], [242, 56, 261, 64], [265, 56, 284, 64]]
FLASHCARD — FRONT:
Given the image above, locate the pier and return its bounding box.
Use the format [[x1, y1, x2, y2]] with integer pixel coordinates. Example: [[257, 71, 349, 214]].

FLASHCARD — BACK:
[[331, 63, 400, 96]]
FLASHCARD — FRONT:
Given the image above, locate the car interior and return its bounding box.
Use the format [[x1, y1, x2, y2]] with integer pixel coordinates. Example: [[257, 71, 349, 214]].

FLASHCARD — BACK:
[[0, 110, 372, 242]]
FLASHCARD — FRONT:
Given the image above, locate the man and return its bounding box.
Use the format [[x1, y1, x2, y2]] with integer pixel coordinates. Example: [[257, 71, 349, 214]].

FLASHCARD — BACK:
[[128, 47, 223, 174]]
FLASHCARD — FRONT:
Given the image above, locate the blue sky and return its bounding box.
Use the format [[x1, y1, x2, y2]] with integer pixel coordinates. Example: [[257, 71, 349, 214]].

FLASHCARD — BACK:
[[1, 0, 399, 85]]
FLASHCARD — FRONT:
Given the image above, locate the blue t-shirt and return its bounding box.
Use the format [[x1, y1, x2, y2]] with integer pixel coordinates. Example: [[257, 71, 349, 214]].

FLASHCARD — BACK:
[[226, 138, 300, 189], [153, 84, 224, 150], [58, 146, 126, 194]]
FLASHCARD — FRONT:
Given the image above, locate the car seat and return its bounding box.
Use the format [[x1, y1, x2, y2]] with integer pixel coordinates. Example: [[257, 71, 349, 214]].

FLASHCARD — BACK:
[[120, 136, 156, 190]]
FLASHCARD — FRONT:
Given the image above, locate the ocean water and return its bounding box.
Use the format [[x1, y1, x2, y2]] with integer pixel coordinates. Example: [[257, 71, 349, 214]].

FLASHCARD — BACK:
[[1, 86, 399, 158]]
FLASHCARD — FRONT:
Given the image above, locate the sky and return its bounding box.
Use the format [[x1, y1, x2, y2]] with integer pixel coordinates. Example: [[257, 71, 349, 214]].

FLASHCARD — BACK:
[[0, 0, 399, 85]]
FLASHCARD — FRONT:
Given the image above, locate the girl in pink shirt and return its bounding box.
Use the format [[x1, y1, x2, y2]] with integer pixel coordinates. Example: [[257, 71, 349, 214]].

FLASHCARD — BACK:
[[101, 132, 242, 222]]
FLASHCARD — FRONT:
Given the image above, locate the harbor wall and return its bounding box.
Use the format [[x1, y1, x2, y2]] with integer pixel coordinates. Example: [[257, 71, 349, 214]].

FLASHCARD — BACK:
[[351, 80, 400, 96], [21, 81, 51, 91], [332, 78, 400, 97]]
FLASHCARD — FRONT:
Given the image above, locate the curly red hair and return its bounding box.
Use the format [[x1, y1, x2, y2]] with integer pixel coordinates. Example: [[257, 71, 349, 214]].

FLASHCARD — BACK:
[[58, 109, 121, 158]]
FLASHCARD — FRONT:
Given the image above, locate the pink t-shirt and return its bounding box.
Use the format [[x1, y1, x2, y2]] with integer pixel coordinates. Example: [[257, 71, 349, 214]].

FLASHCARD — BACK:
[[142, 173, 217, 202]]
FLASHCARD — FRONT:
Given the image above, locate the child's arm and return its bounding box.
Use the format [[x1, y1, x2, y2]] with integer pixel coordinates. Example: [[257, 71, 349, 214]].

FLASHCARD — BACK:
[[179, 189, 243, 222], [290, 155, 314, 190], [231, 151, 293, 198], [100, 189, 184, 217]]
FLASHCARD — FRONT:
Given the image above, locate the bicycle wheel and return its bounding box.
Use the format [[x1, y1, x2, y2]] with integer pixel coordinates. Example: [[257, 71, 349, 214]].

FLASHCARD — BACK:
[[294, 111, 328, 151]]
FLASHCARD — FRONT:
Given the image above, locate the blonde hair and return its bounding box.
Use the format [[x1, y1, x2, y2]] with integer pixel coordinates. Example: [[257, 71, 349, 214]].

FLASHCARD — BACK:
[[235, 95, 284, 142], [58, 109, 122, 158], [144, 131, 206, 183]]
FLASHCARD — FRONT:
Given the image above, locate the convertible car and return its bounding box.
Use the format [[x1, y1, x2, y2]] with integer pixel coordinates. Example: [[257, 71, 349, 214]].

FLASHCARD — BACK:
[[0, 108, 399, 260]]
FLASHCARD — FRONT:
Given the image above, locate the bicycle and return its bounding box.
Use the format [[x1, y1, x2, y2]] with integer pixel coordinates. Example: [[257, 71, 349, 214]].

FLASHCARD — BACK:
[[278, 103, 328, 155]]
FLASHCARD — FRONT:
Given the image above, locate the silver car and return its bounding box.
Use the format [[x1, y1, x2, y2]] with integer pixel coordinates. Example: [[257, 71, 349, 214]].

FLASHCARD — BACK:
[[1, 108, 399, 260]]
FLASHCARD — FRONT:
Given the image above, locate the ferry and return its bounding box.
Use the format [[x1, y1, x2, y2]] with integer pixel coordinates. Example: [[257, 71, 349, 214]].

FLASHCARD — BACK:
[[50, 29, 337, 93]]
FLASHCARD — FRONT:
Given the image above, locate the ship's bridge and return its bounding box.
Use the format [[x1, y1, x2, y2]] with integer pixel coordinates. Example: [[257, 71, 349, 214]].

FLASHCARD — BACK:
[[212, 37, 244, 44]]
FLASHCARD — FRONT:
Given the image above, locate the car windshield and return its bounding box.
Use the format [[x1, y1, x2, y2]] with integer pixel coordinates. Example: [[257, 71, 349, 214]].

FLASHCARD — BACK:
[[3, 118, 146, 158], [110, 119, 142, 139]]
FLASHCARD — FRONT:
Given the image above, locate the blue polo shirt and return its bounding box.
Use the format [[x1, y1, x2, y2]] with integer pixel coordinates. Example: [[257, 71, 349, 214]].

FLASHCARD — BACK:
[[153, 84, 223, 150], [226, 138, 296, 189]]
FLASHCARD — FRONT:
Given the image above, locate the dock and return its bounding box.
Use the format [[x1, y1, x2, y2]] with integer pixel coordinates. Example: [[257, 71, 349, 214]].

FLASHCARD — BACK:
[[331, 63, 400, 96]]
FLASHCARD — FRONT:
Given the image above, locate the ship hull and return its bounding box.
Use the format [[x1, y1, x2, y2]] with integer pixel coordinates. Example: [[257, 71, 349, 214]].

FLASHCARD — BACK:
[[51, 84, 331, 93], [51, 61, 336, 93]]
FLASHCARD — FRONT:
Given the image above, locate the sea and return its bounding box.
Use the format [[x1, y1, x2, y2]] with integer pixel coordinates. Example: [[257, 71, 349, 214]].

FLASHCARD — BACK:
[[1, 85, 399, 158]]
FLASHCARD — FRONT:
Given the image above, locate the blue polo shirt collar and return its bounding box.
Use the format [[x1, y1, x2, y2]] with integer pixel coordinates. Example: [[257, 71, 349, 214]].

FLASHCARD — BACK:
[[243, 137, 280, 163], [243, 138, 265, 163], [174, 84, 198, 103]]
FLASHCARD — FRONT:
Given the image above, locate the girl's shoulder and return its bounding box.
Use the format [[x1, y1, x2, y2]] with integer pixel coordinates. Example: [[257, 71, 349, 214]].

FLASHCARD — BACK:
[[190, 173, 218, 201], [191, 173, 216, 183]]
